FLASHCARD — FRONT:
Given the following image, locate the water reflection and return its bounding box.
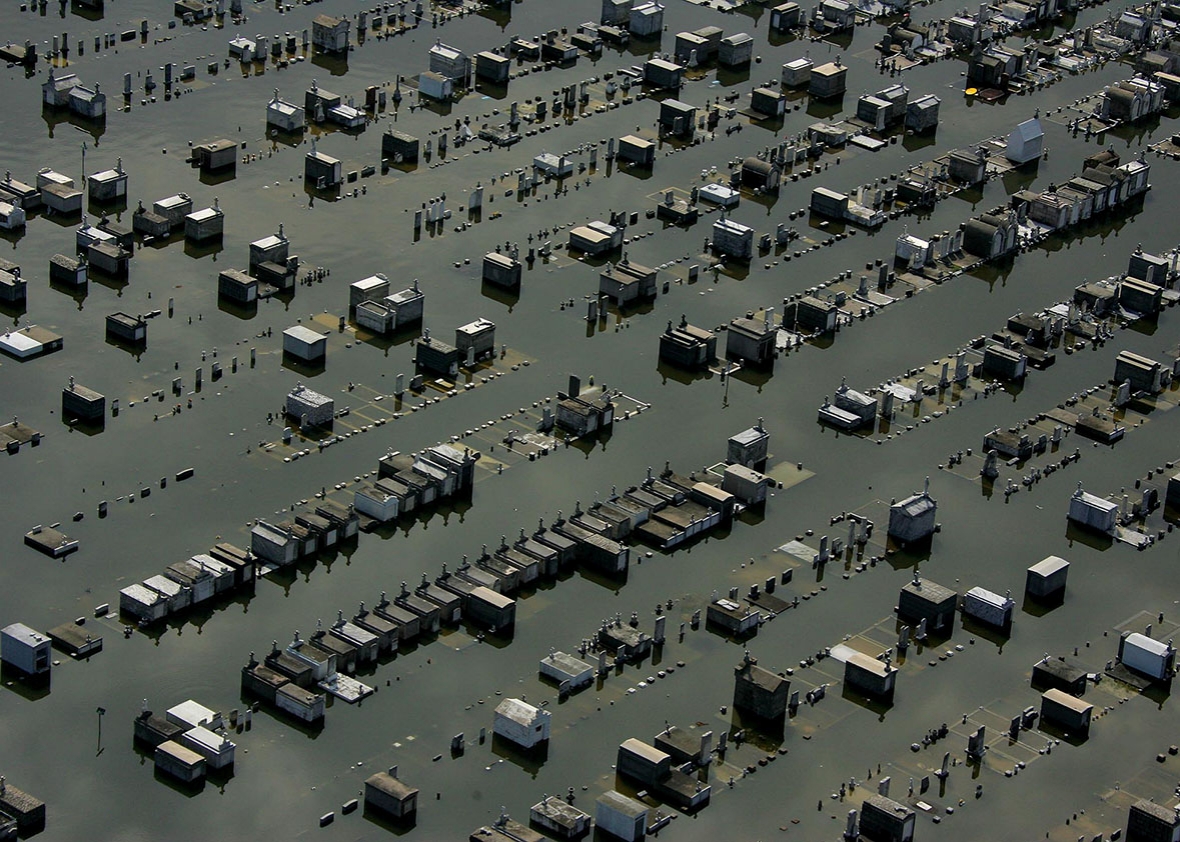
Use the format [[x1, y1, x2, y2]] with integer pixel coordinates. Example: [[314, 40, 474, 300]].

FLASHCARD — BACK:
[[41, 106, 104, 141]]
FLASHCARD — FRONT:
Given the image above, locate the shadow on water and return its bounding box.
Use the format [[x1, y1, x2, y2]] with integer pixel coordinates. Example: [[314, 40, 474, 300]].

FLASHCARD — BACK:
[[131, 589, 256, 644], [310, 50, 348, 77], [362, 807, 417, 836], [734, 1, 765, 22], [311, 546, 341, 577], [840, 683, 895, 720], [716, 65, 751, 88], [806, 210, 844, 236], [218, 298, 258, 321], [474, 80, 508, 101], [340, 501, 458, 547], [0, 664, 51, 701], [49, 276, 87, 307], [491, 734, 549, 776], [968, 253, 1017, 291], [601, 32, 662, 61], [381, 156, 418, 179], [953, 184, 986, 210], [70, 0, 105, 21], [88, 197, 128, 218], [205, 764, 237, 793], [657, 360, 717, 387], [153, 768, 206, 796], [1000, 162, 1039, 197], [608, 297, 655, 320], [0, 226, 26, 249], [1021, 589, 1065, 618], [899, 619, 953, 655], [881, 542, 931, 572], [746, 110, 786, 136], [0, 299, 28, 320], [568, 426, 613, 458], [105, 334, 145, 360], [806, 96, 844, 120], [416, 97, 453, 119], [335, 539, 358, 565], [1125, 313, 1159, 337], [768, 29, 799, 48], [901, 131, 937, 155], [61, 415, 105, 436], [141, 229, 184, 250], [198, 167, 237, 187], [41, 106, 105, 142], [617, 162, 654, 182], [705, 617, 760, 645], [1036, 719, 1089, 747], [476, 0, 512, 28], [997, 379, 1024, 400], [269, 127, 305, 150], [1063, 520, 1113, 552], [264, 557, 315, 598], [42, 209, 83, 229], [1121, 393, 1160, 417], [960, 616, 1011, 652], [729, 707, 785, 748], [355, 321, 421, 354], [303, 180, 341, 204], [281, 351, 326, 377], [1104, 114, 1161, 149], [745, 189, 780, 216], [568, 248, 621, 269], [730, 364, 774, 392], [183, 237, 224, 260], [460, 620, 514, 649], [90, 267, 128, 294], [737, 506, 764, 529], [481, 280, 519, 312], [395, 499, 474, 536], [1140, 680, 1172, 709], [576, 564, 628, 592]]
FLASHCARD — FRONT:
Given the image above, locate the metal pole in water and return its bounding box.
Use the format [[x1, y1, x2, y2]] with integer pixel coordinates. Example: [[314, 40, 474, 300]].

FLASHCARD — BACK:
[[96, 706, 106, 755]]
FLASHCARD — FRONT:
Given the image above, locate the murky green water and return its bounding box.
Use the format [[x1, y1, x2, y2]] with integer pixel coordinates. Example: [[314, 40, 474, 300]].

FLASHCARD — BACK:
[[1, 1, 1179, 840]]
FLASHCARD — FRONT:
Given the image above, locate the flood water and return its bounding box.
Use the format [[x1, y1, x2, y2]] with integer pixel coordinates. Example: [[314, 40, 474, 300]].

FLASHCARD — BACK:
[[1, 0, 1179, 840]]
